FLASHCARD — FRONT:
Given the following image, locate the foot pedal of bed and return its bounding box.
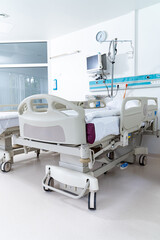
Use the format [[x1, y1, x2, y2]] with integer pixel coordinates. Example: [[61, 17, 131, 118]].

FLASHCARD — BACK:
[[120, 162, 128, 170], [42, 165, 99, 209]]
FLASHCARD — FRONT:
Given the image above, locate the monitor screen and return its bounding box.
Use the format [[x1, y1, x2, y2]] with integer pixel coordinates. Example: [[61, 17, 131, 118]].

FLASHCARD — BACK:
[[86, 54, 107, 72], [87, 55, 99, 71]]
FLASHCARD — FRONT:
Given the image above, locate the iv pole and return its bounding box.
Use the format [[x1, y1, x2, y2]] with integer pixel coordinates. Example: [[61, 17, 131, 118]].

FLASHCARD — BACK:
[[106, 39, 134, 98], [96, 32, 134, 98], [107, 38, 118, 98]]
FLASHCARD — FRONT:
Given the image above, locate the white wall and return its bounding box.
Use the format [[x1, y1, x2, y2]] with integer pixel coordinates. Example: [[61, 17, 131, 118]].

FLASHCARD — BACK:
[[49, 12, 135, 100], [129, 2, 160, 154], [49, 3, 160, 153], [137, 3, 160, 75]]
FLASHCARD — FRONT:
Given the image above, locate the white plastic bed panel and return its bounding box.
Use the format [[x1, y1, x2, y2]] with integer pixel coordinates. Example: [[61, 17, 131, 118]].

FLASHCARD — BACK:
[[120, 97, 157, 135], [18, 94, 87, 145]]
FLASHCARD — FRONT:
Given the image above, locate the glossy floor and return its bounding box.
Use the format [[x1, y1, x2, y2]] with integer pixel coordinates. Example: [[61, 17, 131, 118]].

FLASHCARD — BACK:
[[0, 152, 160, 240]]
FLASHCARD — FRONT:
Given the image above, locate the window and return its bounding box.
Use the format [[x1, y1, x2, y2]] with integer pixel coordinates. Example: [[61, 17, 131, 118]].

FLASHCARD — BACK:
[[0, 41, 48, 111], [0, 42, 47, 64]]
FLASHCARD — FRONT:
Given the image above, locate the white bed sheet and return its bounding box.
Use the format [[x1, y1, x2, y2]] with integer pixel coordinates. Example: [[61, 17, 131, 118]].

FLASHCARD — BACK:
[[89, 116, 120, 142], [84, 108, 120, 122], [0, 112, 19, 135], [63, 108, 120, 122]]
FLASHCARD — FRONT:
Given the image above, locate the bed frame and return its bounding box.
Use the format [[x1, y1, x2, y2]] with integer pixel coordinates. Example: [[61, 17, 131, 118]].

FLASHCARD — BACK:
[[12, 94, 158, 210], [0, 105, 40, 172]]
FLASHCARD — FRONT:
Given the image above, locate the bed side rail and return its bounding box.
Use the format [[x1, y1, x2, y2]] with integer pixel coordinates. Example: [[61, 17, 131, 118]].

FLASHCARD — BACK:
[[120, 97, 158, 145]]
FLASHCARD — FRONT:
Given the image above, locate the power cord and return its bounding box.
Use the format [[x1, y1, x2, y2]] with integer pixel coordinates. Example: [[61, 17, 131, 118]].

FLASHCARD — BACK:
[[103, 79, 119, 98]]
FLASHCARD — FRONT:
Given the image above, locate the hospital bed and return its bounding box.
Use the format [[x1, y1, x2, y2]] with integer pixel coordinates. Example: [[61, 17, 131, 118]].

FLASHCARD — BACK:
[[0, 108, 40, 172], [13, 94, 158, 210], [0, 111, 20, 172]]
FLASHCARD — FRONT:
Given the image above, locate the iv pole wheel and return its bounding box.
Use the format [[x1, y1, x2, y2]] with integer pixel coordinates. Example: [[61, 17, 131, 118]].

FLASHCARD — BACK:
[[1, 161, 12, 172], [139, 155, 147, 166], [88, 192, 96, 210], [43, 177, 54, 192]]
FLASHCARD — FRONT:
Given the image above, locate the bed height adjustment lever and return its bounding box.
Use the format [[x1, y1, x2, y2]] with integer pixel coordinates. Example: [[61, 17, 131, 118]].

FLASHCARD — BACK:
[[121, 132, 129, 147]]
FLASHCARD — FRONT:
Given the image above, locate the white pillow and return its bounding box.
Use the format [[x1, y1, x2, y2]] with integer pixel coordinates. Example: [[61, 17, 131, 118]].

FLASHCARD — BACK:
[[106, 98, 123, 111], [85, 109, 120, 122]]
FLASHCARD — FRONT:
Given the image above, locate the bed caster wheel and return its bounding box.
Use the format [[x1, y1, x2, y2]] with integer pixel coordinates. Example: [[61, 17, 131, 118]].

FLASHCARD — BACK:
[[1, 161, 12, 172], [108, 152, 114, 160], [43, 177, 54, 192], [88, 192, 96, 210], [36, 149, 40, 158], [139, 155, 147, 166]]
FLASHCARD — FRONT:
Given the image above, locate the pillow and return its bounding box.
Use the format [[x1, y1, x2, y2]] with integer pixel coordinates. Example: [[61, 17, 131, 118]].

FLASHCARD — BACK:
[[106, 98, 123, 111], [85, 109, 120, 122]]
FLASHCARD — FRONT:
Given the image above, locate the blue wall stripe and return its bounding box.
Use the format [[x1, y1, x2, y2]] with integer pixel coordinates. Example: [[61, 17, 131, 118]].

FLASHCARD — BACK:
[[89, 73, 160, 86], [90, 82, 151, 90], [90, 85, 117, 90], [89, 73, 160, 90], [127, 82, 151, 86]]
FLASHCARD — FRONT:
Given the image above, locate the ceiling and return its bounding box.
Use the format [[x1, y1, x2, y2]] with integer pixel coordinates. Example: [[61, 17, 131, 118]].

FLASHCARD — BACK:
[[0, 0, 159, 41]]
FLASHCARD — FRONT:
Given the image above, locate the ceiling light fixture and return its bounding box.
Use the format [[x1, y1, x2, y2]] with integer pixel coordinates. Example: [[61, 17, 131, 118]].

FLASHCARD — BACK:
[[0, 13, 9, 18], [0, 13, 13, 33]]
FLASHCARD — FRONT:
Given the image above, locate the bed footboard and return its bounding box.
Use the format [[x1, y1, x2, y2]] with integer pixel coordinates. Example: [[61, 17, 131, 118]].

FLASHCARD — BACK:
[[120, 97, 158, 145], [18, 94, 87, 145]]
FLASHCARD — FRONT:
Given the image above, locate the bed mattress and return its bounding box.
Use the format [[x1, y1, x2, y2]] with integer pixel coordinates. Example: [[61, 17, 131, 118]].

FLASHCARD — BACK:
[[87, 116, 120, 143], [0, 112, 19, 135], [63, 108, 120, 144]]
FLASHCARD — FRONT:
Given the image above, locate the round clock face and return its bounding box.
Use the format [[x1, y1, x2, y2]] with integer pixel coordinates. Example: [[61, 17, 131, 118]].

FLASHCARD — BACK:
[[96, 31, 107, 42]]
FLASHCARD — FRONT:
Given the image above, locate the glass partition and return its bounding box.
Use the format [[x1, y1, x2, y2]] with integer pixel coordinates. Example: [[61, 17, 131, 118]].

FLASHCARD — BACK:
[[0, 42, 47, 64], [0, 67, 48, 111], [0, 41, 48, 111]]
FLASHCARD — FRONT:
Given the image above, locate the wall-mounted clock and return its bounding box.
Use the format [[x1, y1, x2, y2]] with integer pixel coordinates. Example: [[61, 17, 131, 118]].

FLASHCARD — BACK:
[[96, 31, 107, 42]]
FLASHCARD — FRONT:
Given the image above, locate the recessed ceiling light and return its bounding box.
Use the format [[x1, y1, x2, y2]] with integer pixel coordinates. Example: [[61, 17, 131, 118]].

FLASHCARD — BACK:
[[0, 13, 9, 18]]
